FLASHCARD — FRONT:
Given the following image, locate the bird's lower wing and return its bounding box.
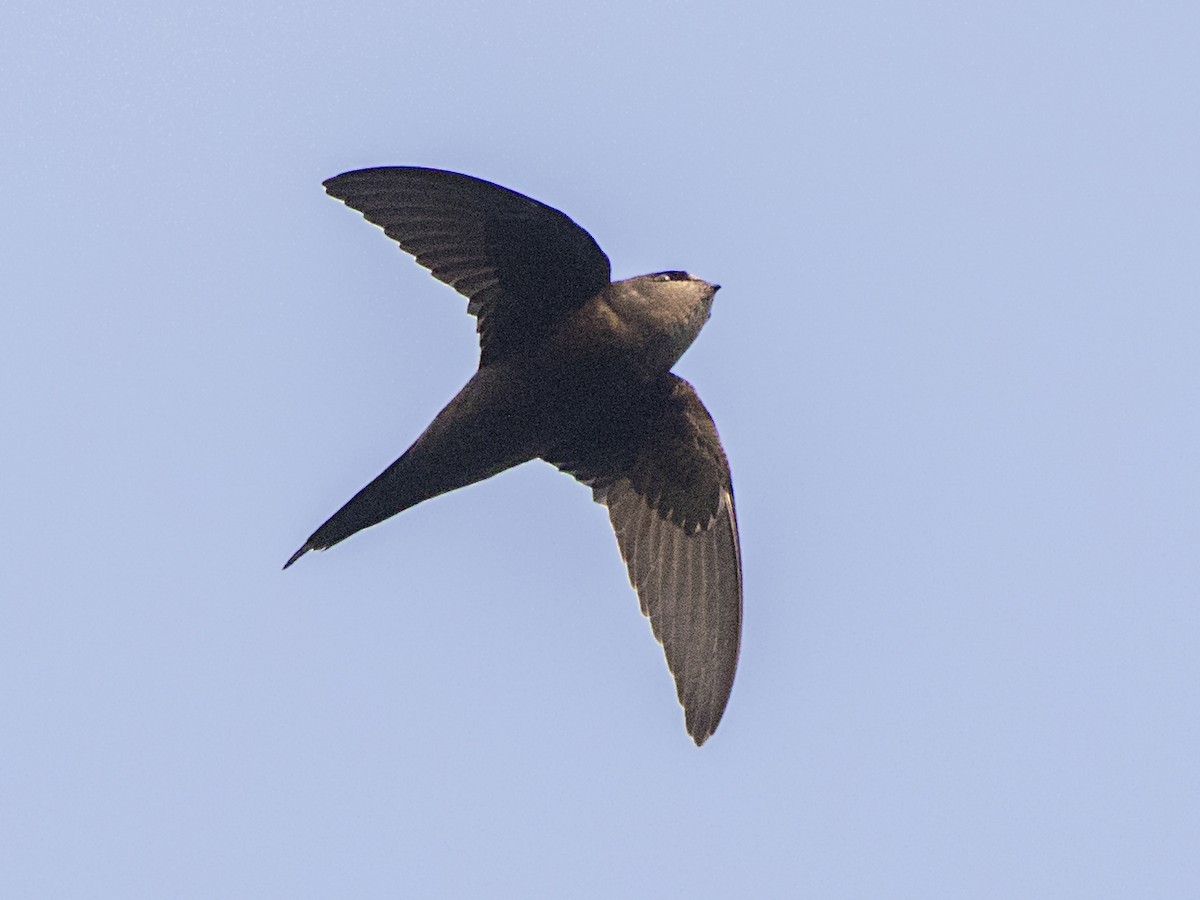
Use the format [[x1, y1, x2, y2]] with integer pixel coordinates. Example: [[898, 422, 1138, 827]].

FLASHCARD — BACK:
[[601, 476, 741, 745], [554, 374, 742, 745]]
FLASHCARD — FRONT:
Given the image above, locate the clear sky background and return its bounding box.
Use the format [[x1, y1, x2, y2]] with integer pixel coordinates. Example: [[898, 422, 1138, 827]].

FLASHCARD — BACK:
[[3, 2, 1198, 897]]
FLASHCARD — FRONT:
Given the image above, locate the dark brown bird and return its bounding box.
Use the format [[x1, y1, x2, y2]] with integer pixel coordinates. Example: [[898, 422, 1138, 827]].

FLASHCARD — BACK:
[[286, 167, 741, 745]]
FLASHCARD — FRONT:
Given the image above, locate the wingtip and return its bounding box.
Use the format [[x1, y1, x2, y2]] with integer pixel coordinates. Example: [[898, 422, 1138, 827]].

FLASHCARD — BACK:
[[322, 170, 361, 195], [685, 706, 723, 747]]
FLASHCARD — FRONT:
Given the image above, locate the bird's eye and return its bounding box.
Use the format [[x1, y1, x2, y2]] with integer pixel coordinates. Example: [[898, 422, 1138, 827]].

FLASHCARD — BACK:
[[653, 271, 691, 282]]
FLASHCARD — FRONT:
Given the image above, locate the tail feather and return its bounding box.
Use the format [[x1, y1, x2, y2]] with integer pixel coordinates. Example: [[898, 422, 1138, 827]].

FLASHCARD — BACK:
[[283, 366, 543, 570], [282, 452, 438, 569]]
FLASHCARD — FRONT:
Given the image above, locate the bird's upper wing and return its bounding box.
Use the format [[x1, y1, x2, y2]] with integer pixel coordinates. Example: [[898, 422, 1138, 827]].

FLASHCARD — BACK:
[[553, 375, 742, 745], [323, 167, 612, 364]]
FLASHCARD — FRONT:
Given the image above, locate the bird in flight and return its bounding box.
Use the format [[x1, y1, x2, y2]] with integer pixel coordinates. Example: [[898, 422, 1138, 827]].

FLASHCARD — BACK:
[[286, 167, 741, 745]]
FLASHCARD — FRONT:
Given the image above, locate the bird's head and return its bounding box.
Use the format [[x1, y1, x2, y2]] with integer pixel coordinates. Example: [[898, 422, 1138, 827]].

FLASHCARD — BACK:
[[605, 271, 721, 373]]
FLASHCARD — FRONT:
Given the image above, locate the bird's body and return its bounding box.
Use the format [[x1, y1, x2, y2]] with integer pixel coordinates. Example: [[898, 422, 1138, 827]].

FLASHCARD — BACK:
[[287, 167, 742, 744]]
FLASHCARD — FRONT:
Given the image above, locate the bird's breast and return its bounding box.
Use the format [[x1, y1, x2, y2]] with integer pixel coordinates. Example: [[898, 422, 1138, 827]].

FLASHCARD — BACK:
[[542, 294, 683, 382]]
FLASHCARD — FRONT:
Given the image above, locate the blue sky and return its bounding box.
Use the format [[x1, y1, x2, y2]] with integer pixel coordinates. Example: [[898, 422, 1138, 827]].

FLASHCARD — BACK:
[[3, 1, 1198, 896]]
